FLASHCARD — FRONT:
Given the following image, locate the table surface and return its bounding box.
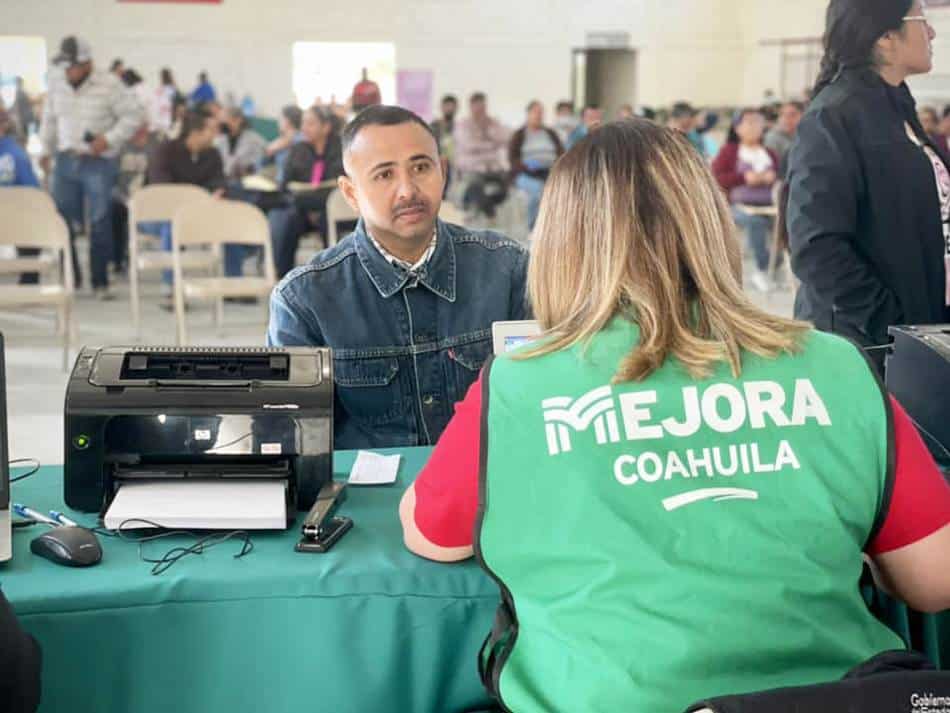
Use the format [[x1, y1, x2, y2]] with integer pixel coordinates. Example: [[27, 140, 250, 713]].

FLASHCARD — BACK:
[[0, 448, 499, 713]]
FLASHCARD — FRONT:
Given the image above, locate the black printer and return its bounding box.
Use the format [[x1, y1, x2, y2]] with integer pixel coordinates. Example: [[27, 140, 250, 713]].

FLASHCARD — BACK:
[[886, 325, 950, 470], [64, 346, 333, 521]]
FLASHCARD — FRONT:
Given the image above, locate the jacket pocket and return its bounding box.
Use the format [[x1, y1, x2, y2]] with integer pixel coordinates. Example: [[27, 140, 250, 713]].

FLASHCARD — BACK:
[[333, 357, 403, 427], [446, 338, 492, 403]]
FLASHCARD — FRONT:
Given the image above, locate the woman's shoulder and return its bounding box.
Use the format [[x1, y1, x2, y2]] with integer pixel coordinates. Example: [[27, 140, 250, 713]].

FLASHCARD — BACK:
[[288, 142, 315, 160], [781, 329, 878, 375], [808, 71, 889, 120]]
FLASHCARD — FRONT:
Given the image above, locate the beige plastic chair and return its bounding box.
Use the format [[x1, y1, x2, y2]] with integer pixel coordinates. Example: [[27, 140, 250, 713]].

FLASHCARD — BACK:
[[128, 184, 215, 338], [0, 187, 62, 280], [172, 199, 276, 345], [0, 187, 75, 370], [325, 188, 360, 246]]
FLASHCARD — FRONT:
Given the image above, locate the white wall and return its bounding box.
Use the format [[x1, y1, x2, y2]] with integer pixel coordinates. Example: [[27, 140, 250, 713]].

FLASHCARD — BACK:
[[5, 0, 750, 124], [738, 0, 950, 107], [737, 0, 825, 103], [20, 0, 950, 120]]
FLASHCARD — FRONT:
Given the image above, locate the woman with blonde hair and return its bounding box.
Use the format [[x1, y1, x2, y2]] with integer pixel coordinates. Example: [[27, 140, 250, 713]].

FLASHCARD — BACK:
[[399, 120, 950, 712]]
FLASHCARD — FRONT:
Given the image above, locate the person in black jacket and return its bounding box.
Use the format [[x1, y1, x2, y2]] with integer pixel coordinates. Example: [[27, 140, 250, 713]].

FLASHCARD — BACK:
[[786, 0, 950, 372], [268, 105, 345, 278], [0, 589, 41, 713]]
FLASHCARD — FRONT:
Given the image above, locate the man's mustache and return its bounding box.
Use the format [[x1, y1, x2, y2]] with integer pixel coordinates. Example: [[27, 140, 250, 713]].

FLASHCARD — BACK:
[[393, 199, 430, 218]]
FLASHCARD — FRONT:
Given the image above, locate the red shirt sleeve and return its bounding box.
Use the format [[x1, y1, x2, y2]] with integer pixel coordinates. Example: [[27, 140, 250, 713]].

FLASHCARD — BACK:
[[411, 374, 483, 548], [867, 397, 950, 555]]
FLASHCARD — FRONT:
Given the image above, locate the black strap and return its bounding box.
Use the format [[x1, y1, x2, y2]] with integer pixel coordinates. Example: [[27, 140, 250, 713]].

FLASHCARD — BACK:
[[478, 600, 514, 695]]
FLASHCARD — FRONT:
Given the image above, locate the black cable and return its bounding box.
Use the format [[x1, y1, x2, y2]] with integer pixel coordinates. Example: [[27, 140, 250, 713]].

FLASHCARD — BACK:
[[99, 518, 254, 575], [9, 458, 41, 483], [205, 432, 253, 454]]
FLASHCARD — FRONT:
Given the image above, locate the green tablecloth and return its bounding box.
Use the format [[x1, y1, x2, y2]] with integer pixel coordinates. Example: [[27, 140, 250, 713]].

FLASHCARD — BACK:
[[0, 448, 498, 713]]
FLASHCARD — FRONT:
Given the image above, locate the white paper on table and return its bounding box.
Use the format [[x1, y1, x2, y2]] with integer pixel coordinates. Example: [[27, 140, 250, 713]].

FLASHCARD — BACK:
[[103, 479, 287, 530], [348, 451, 401, 485]]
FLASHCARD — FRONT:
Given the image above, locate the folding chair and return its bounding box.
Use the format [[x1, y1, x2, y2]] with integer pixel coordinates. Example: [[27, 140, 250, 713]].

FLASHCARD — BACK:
[[0, 187, 76, 370], [172, 199, 276, 345], [128, 184, 215, 339]]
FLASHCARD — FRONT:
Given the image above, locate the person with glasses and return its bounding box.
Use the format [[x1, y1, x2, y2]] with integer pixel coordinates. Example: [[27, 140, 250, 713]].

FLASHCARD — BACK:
[[785, 0, 949, 373]]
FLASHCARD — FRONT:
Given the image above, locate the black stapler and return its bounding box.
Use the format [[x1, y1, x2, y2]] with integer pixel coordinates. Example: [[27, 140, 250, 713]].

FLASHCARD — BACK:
[[295, 481, 352, 553]]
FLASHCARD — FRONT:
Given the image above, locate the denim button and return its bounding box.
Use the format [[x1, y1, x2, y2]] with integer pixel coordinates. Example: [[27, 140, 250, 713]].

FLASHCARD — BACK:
[[422, 395, 435, 406]]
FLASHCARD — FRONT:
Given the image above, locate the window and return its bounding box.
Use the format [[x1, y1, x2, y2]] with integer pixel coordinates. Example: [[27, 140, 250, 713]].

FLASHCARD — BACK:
[[0, 36, 48, 108], [292, 42, 395, 109]]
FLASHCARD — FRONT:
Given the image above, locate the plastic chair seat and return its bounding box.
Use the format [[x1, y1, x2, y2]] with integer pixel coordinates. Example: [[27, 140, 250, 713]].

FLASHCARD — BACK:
[[182, 277, 273, 300]]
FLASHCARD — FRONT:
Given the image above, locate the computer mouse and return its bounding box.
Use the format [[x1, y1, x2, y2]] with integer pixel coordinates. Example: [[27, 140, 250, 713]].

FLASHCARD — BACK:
[[30, 526, 102, 567]]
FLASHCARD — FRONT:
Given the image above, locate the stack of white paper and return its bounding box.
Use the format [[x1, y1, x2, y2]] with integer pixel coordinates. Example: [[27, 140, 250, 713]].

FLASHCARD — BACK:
[[104, 480, 287, 530], [348, 451, 401, 486]]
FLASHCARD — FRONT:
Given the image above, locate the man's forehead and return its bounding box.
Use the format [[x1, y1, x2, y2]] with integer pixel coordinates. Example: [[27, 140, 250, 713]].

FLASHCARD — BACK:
[[347, 123, 438, 169]]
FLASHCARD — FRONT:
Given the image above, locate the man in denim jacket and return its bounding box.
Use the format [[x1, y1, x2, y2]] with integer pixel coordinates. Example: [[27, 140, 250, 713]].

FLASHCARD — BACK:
[[268, 106, 529, 449]]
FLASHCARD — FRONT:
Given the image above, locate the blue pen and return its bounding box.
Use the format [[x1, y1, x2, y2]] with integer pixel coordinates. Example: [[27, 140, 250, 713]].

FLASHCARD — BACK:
[[49, 510, 79, 527], [13, 504, 60, 527]]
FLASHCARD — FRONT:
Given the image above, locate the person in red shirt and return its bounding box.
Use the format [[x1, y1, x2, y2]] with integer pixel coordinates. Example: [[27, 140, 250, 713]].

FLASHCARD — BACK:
[[351, 68, 382, 113], [401, 121, 950, 616]]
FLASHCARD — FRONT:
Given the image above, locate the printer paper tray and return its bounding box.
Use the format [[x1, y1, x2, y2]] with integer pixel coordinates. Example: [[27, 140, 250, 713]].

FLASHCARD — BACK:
[[104, 479, 289, 530]]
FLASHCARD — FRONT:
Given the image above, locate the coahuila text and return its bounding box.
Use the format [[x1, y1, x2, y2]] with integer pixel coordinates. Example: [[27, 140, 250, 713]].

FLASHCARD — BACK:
[[614, 440, 800, 486]]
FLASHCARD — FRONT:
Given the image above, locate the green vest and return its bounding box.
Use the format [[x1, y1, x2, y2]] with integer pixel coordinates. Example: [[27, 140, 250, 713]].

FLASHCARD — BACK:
[[475, 318, 903, 713]]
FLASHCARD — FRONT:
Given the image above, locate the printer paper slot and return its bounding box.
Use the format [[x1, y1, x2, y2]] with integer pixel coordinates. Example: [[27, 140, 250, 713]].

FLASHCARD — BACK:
[[113, 459, 291, 480]]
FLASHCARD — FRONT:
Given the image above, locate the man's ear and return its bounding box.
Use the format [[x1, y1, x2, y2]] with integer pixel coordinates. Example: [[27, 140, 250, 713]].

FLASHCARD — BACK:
[[338, 175, 360, 213]]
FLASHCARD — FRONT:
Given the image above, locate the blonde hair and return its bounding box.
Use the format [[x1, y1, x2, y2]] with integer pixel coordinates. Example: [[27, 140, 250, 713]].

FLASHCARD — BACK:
[[523, 119, 809, 382]]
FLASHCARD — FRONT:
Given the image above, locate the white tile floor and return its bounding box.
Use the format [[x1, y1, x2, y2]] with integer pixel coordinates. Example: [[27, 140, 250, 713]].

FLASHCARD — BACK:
[[1, 239, 795, 466]]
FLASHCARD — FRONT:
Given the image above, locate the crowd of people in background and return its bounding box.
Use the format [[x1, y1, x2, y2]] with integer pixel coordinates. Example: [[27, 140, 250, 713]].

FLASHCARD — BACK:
[[6, 31, 950, 301]]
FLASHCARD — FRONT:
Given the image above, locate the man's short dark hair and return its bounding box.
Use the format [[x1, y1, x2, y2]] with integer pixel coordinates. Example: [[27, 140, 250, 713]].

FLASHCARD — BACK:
[[526, 100, 542, 113], [282, 105, 303, 130], [181, 109, 211, 139], [784, 100, 805, 113], [441, 94, 458, 105], [470, 92, 486, 104], [342, 105, 438, 156], [556, 100, 574, 113], [670, 101, 697, 119], [121, 69, 142, 88]]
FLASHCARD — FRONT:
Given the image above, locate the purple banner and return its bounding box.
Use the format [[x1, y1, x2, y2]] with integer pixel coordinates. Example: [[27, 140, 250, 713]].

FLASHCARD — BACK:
[[396, 70, 434, 121]]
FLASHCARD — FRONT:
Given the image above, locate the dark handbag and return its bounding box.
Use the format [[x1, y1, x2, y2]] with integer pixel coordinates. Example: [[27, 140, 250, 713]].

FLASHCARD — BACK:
[[684, 650, 949, 713]]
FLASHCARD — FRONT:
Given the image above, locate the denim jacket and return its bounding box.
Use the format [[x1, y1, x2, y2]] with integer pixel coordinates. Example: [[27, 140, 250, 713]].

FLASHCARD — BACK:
[[267, 218, 529, 450]]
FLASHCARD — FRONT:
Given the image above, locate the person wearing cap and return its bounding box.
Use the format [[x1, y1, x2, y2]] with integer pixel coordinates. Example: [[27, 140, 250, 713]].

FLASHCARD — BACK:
[[39, 36, 145, 299], [668, 101, 706, 157]]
